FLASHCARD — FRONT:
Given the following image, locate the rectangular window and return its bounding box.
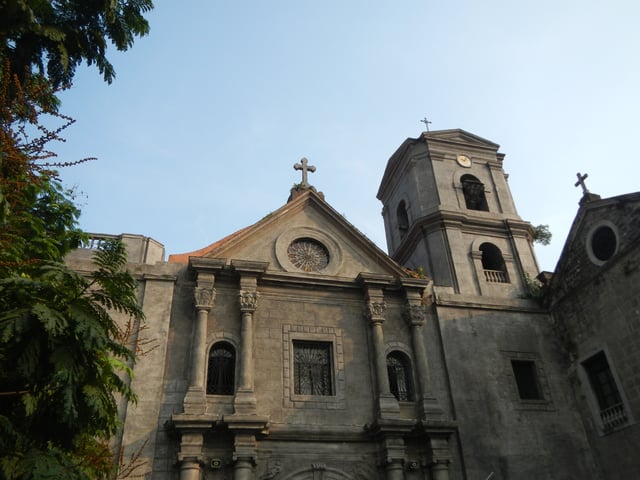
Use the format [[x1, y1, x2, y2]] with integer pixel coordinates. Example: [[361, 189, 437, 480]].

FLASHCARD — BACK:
[[511, 360, 543, 400], [293, 341, 333, 396], [582, 351, 628, 432]]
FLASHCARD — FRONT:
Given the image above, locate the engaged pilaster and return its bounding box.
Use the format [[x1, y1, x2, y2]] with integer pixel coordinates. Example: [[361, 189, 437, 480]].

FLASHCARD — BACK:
[[427, 434, 452, 480], [184, 272, 216, 414], [231, 260, 268, 415], [382, 437, 406, 480], [358, 273, 399, 419], [402, 281, 443, 420]]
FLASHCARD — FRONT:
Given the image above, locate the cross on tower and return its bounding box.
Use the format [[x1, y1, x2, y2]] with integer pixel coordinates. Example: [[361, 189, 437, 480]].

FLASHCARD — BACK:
[[294, 157, 316, 187], [420, 117, 432, 132], [574, 172, 590, 195]]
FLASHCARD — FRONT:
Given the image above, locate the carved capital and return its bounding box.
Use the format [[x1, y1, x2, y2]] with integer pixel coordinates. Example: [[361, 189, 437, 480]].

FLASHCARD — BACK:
[[365, 301, 386, 322], [194, 286, 216, 310], [239, 290, 259, 312], [404, 303, 425, 326]]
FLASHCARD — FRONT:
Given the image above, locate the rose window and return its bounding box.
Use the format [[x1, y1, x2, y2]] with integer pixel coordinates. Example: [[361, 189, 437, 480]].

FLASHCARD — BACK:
[[287, 238, 330, 272]]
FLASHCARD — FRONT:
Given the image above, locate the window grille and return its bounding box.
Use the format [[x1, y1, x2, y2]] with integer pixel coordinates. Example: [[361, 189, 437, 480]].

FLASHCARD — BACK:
[[387, 352, 414, 401], [293, 341, 333, 395], [583, 351, 628, 432], [207, 342, 235, 395]]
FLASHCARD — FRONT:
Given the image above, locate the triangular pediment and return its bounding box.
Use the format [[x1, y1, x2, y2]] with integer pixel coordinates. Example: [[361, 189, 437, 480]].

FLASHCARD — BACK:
[[422, 129, 500, 150], [550, 192, 640, 297], [169, 189, 411, 280]]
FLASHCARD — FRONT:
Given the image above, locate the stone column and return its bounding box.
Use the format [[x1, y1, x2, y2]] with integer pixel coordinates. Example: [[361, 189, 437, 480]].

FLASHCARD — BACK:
[[234, 288, 258, 413], [427, 434, 452, 480], [179, 458, 202, 480], [430, 461, 450, 480], [231, 432, 260, 480], [177, 431, 206, 480], [403, 283, 443, 420], [230, 260, 268, 414], [364, 286, 400, 418], [385, 461, 404, 480], [233, 458, 254, 480], [382, 436, 406, 480], [184, 273, 216, 414]]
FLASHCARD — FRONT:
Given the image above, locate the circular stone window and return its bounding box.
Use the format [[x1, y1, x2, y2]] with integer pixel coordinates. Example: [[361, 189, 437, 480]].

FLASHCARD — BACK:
[[590, 226, 617, 262], [287, 238, 330, 272], [275, 227, 342, 275]]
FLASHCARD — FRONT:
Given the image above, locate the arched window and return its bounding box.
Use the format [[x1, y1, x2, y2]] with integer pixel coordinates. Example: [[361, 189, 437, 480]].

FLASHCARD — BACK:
[[207, 342, 235, 395], [461, 174, 489, 211], [397, 201, 409, 239], [386, 351, 414, 401], [480, 243, 508, 283]]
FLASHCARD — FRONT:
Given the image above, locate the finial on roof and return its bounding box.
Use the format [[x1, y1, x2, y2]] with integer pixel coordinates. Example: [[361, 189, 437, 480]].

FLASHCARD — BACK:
[[289, 157, 323, 202], [420, 117, 432, 132], [575, 172, 601, 205], [294, 157, 316, 187], [574, 172, 590, 194]]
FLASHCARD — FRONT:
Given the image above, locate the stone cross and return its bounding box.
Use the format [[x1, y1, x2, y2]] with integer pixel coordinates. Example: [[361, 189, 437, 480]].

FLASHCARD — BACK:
[[420, 117, 432, 132], [294, 157, 316, 187], [575, 172, 590, 194]]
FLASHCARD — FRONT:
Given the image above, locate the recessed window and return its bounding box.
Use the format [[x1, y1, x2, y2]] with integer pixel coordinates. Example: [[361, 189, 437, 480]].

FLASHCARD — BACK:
[[207, 342, 235, 395], [293, 341, 333, 396], [461, 174, 489, 211], [511, 360, 543, 400], [590, 226, 617, 262], [387, 351, 414, 401], [397, 201, 409, 239], [582, 351, 628, 432], [480, 243, 509, 283]]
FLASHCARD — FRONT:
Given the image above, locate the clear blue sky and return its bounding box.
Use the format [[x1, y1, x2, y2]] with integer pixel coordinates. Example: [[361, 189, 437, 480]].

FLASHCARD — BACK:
[[54, 0, 640, 272]]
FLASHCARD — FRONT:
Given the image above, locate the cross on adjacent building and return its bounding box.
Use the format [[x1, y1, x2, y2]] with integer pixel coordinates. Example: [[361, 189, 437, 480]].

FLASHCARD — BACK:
[[420, 117, 432, 132], [294, 157, 316, 187], [575, 172, 590, 195]]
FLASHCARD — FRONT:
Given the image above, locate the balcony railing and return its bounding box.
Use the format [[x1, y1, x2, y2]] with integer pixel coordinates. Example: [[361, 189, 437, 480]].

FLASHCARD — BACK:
[[79, 234, 119, 250], [484, 269, 509, 283], [600, 403, 628, 432]]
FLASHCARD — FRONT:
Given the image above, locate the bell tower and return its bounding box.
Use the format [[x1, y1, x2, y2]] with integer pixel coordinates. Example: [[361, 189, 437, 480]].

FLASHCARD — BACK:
[[377, 129, 539, 297]]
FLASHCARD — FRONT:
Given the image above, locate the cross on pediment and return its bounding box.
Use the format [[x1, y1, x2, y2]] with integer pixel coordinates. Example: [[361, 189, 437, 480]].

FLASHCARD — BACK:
[[420, 117, 432, 132], [575, 172, 590, 195], [294, 157, 316, 187]]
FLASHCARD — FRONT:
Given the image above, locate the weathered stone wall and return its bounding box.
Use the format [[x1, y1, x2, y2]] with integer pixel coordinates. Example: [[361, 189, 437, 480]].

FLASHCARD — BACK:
[[550, 197, 640, 480], [435, 300, 599, 480]]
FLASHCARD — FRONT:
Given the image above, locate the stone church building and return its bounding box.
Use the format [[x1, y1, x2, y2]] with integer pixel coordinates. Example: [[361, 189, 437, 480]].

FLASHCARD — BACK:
[[67, 129, 640, 480]]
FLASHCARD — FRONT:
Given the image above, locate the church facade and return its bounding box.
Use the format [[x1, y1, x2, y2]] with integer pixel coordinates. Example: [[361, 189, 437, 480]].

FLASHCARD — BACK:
[[66, 129, 639, 480]]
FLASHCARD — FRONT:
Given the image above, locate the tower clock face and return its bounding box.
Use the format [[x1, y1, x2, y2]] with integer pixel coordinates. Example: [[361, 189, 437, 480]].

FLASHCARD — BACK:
[[457, 154, 472, 167]]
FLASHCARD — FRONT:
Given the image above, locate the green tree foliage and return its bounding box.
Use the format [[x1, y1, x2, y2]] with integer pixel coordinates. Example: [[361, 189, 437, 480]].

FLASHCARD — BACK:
[[533, 224, 552, 246], [0, 60, 144, 479], [0, 0, 154, 88], [0, 60, 86, 263], [0, 241, 143, 479]]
